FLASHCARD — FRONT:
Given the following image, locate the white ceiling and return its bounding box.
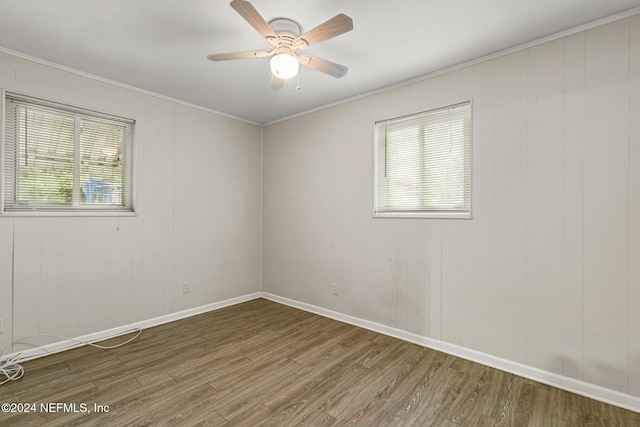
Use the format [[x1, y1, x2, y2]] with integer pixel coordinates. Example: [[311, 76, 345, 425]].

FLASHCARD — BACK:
[[1, 0, 639, 124]]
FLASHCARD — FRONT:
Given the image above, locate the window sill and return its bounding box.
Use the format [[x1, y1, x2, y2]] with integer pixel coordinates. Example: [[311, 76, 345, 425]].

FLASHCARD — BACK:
[[1, 210, 137, 218], [373, 211, 472, 219]]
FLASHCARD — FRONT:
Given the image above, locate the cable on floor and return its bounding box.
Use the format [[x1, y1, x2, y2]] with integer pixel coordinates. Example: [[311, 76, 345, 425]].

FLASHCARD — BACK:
[[0, 328, 142, 386]]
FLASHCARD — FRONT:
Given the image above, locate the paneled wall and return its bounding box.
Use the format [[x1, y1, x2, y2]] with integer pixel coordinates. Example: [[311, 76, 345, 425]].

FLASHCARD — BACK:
[[263, 16, 640, 398], [0, 51, 263, 352]]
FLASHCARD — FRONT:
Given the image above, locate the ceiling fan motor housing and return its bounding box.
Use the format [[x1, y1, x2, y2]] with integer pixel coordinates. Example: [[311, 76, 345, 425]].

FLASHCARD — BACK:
[[268, 18, 302, 41]]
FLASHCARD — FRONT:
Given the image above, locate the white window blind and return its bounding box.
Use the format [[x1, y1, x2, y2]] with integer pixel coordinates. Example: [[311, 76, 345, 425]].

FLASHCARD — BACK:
[[374, 101, 471, 218], [2, 92, 134, 214]]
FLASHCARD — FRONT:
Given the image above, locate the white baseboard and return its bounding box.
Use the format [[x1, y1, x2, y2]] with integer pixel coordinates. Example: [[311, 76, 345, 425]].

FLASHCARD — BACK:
[[4, 292, 262, 363], [261, 292, 640, 414]]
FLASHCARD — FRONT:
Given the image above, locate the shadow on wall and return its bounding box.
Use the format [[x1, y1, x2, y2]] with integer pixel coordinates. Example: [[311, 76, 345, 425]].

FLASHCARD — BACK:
[[552, 353, 636, 398], [633, 353, 640, 398]]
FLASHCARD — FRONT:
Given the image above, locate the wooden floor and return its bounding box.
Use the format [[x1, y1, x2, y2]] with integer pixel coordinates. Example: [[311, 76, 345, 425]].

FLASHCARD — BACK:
[[1, 298, 638, 426]]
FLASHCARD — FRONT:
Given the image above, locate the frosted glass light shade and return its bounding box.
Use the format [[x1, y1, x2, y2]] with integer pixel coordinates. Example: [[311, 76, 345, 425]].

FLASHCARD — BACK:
[[270, 53, 299, 79]]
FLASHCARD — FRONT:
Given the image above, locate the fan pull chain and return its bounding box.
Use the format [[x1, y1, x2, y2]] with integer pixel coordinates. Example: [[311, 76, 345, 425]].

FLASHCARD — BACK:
[[296, 72, 301, 92]]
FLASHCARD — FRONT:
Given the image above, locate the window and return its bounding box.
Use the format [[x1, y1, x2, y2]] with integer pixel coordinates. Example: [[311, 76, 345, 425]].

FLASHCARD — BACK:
[[374, 101, 471, 218], [2, 92, 134, 214]]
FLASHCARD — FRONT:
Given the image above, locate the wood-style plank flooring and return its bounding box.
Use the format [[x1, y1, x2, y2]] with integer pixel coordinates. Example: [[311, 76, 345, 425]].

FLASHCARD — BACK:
[[1, 298, 638, 426]]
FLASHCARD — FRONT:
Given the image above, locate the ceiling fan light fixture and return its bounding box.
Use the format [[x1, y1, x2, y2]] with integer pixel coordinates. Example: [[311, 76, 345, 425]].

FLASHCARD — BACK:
[[270, 53, 299, 79]]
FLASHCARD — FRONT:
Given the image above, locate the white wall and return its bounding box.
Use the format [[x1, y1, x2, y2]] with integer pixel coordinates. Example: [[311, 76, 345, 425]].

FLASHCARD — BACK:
[[263, 15, 640, 399], [0, 51, 263, 352]]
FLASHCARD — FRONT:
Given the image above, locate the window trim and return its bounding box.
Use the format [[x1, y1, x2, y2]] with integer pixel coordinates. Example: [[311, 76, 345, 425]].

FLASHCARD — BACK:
[[373, 100, 473, 220], [1, 89, 137, 217]]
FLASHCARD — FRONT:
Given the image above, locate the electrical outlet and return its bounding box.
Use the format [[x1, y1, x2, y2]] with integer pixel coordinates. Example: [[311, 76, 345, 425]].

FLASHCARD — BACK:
[[182, 282, 190, 294], [331, 283, 339, 296]]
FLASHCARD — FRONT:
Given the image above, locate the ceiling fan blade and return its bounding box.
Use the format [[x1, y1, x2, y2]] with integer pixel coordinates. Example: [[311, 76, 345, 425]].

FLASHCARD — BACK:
[[292, 14, 353, 49], [269, 75, 284, 90], [297, 54, 348, 78], [207, 50, 270, 61], [230, 0, 278, 43]]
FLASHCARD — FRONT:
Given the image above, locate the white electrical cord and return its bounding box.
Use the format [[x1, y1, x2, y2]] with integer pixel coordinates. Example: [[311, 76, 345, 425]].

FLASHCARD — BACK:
[[0, 352, 24, 385], [0, 328, 142, 386]]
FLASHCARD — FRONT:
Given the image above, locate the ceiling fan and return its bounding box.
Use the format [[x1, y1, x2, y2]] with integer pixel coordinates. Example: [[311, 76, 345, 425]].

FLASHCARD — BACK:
[[207, 0, 353, 89]]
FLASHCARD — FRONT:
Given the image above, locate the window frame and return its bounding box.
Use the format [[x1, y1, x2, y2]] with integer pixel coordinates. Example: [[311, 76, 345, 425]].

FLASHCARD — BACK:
[[1, 89, 136, 217], [373, 100, 473, 219]]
